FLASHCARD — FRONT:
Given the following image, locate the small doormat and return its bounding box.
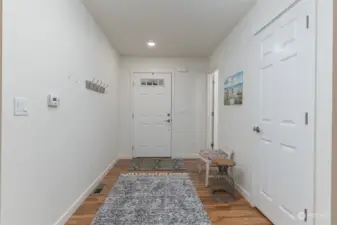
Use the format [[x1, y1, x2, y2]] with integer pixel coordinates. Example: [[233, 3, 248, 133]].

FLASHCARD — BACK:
[[129, 158, 185, 171], [90, 173, 211, 225]]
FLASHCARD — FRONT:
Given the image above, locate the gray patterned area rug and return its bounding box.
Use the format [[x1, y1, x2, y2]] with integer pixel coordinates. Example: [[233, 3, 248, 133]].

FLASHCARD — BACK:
[[91, 173, 211, 225], [129, 158, 185, 171]]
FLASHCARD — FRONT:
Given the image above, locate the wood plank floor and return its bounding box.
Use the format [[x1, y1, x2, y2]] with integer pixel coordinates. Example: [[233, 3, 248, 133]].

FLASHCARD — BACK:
[[66, 159, 272, 225]]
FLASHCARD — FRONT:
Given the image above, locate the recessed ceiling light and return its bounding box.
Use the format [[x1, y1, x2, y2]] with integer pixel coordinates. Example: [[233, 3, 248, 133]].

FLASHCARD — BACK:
[[147, 40, 156, 48]]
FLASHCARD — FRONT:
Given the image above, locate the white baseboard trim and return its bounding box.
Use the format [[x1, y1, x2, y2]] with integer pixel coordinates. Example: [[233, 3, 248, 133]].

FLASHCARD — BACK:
[[236, 184, 255, 207], [53, 156, 119, 225]]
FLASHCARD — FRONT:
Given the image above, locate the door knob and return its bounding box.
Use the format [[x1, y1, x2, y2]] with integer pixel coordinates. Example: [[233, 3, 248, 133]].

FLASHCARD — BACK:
[[253, 126, 261, 133]]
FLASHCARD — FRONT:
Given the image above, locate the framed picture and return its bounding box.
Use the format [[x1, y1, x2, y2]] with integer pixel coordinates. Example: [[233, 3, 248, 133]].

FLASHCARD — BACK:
[[224, 71, 243, 105]]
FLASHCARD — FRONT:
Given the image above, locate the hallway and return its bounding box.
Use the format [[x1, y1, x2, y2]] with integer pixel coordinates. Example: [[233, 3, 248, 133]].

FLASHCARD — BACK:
[[1, 0, 335, 224]]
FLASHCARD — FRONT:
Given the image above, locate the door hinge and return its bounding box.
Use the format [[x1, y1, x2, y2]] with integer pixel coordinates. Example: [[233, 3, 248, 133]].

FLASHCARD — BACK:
[[305, 112, 309, 125], [132, 145, 134, 151], [132, 113, 134, 119], [306, 15, 309, 29], [212, 80, 215, 84], [304, 209, 308, 222], [211, 142, 214, 149], [211, 112, 215, 117], [133, 80, 135, 86]]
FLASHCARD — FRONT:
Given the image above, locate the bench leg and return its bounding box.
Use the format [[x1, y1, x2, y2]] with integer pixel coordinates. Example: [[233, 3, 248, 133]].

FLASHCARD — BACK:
[[205, 161, 210, 187], [199, 158, 203, 174]]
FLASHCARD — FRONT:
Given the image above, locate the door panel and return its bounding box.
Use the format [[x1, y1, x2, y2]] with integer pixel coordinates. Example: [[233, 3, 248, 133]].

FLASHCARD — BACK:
[[259, 44, 278, 221], [133, 73, 172, 158], [256, 1, 315, 224]]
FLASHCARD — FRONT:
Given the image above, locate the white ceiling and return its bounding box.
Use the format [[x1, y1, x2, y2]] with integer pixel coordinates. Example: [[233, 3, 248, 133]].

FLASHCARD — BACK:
[[83, 0, 257, 57]]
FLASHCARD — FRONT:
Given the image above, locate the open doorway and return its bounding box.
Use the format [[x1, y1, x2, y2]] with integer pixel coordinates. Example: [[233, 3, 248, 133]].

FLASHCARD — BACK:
[[206, 69, 219, 150]]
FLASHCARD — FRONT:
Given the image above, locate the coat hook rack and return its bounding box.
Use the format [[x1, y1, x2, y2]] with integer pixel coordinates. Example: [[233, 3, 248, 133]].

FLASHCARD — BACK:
[[85, 79, 108, 94]]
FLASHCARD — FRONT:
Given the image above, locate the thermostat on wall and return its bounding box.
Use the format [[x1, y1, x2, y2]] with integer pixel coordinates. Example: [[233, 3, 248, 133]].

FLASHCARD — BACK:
[[47, 94, 60, 107]]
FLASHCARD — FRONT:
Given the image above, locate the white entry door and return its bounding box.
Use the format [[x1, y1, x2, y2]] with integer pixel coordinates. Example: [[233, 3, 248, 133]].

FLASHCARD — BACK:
[[133, 72, 172, 158], [256, 0, 315, 224]]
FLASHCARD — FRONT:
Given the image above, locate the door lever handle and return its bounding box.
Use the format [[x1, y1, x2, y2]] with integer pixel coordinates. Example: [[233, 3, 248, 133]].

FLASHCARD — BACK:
[[253, 126, 261, 133]]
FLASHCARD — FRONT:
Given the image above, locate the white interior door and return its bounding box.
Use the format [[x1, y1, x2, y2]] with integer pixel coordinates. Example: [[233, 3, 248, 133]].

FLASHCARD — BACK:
[[256, 0, 315, 224], [207, 70, 219, 150], [213, 70, 219, 150], [207, 73, 215, 149], [133, 72, 172, 158]]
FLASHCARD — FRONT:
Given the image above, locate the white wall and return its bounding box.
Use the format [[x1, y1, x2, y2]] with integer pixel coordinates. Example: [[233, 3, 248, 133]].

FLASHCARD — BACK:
[[119, 57, 208, 158], [210, 0, 333, 223], [2, 1, 119, 225], [210, 6, 259, 203], [332, 2, 337, 224]]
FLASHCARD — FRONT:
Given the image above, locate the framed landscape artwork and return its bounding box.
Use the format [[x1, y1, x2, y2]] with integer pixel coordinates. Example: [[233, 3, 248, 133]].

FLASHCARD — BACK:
[[224, 71, 243, 105]]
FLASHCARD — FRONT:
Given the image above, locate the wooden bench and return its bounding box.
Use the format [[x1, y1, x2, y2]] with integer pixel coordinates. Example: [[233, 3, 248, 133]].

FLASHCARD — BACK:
[[198, 149, 234, 186]]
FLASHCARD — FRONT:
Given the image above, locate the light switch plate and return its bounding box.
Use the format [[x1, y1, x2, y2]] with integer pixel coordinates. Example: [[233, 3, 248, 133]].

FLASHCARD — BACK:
[[14, 97, 28, 116]]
